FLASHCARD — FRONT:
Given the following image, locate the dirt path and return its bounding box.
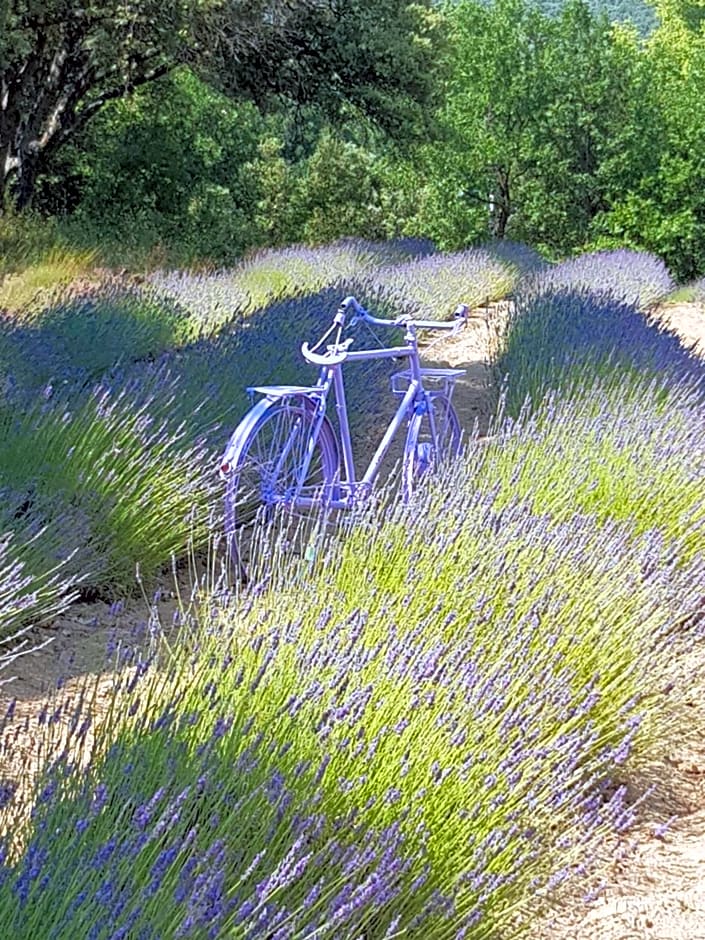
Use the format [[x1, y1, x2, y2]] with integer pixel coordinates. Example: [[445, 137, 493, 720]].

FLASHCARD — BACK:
[[650, 302, 705, 358], [534, 664, 705, 940]]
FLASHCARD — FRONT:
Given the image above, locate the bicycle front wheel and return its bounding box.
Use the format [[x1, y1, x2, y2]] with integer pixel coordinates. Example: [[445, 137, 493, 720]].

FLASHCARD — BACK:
[[402, 393, 462, 500], [222, 395, 340, 541]]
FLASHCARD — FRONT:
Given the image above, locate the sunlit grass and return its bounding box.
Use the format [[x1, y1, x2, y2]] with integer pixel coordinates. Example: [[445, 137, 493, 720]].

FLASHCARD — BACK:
[[0, 248, 99, 313]]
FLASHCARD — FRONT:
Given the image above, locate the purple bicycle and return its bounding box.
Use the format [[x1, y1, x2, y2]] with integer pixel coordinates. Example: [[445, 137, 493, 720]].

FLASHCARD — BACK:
[[219, 296, 468, 565]]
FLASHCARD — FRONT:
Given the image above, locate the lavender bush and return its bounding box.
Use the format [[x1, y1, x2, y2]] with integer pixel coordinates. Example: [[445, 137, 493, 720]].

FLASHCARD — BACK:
[[355, 248, 515, 322], [1, 240, 704, 935], [0, 528, 78, 651], [0, 373, 220, 598], [522, 249, 675, 309], [496, 287, 705, 417], [490, 266, 705, 559], [470, 375, 705, 566], [148, 239, 436, 339], [0, 286, 397, 605], [0, 286, 187, 395], [147, 268, 252, 339], [481, 239, 547, 279], [231, 239, 432, 312], [2, 473, 698, 937]]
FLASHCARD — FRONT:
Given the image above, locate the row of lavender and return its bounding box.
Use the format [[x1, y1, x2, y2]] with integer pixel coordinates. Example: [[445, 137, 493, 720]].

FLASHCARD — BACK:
[[490, 249, 705, 553], [1, 247, 704, 935], [0, 238, 529, 646], [1, 485, 700, 937]]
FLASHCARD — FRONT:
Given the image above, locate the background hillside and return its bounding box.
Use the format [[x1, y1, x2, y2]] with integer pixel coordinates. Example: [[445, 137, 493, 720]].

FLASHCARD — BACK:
[[537, 0, 657, 33]]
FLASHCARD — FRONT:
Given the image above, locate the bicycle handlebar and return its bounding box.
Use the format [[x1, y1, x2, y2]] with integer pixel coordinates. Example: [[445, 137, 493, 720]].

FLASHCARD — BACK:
[[301, 296, 471, 366], [301, 341, 350, 366], [340, 295, 469, 332]]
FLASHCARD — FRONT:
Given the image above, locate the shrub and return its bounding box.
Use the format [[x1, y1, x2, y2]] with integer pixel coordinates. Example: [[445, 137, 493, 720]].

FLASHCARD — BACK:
[[356, 248, 517, 322], [0, 527, 79, 648], [496, 287, 704, 416], [0, 372, 219, 598], [0, 286, 187, 393]]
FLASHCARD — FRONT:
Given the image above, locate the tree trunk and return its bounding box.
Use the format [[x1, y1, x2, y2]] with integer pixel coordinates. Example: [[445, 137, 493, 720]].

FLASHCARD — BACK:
[[1, 5, 174, 211], [13, 150, 41, 210], [489, 168, 511, 239]]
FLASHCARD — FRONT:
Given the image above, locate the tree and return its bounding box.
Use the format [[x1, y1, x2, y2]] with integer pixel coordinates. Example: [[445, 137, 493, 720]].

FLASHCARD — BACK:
[[441, 0, 557, 241], [0, 0, 443, 209], [598, 0, 705, 278], [527, 1, 659, 252], [432, 0, 654, 254], [55, 67, 270, 262]]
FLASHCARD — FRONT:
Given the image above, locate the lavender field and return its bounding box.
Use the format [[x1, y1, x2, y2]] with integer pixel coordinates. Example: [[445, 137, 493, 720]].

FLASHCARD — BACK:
[[0, 240, 704, 938]]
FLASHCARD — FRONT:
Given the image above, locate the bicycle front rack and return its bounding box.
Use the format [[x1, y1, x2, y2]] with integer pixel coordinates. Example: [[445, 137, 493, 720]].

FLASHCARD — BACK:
[[390, 367, 466, 402]]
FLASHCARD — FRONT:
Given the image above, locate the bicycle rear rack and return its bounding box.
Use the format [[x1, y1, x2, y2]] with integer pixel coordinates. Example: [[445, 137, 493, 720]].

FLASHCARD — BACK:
[[390, 367, 466, 402]]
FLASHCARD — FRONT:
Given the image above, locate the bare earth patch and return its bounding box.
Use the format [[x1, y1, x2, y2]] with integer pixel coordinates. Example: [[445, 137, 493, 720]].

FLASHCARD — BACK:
[[650, 302, 705, 358], [1, 298, 705, 937], [533, 664, 705, 939]]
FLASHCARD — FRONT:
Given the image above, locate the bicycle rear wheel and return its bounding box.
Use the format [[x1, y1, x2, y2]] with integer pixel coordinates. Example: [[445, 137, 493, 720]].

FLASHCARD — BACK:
[[221, 395, 339, 576], [402, 392, 462, 500]]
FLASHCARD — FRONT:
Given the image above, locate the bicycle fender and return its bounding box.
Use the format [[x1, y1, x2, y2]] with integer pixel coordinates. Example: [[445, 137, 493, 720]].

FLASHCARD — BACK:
[[219, 396, 336, 480], [219, 398, 273, 478]]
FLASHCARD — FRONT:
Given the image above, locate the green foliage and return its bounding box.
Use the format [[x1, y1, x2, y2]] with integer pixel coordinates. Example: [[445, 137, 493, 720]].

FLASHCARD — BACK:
[[221, 0, 447, 142], [594, 9, 705, 280], [431, 0, 656, 255], [297, 133, 383, 243], [5, 0, 705, 279], [60, 69, 266, 266], [2, 0, 444, 213], [1, 0, 201, 207], [242, 136, 303, 248], [52, 76, 420, 265]]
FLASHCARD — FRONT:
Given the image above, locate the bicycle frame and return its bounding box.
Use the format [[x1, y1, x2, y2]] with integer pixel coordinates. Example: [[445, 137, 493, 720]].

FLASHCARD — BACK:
[[244, 301, 466, 511], [311, 341, 423, 508]]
